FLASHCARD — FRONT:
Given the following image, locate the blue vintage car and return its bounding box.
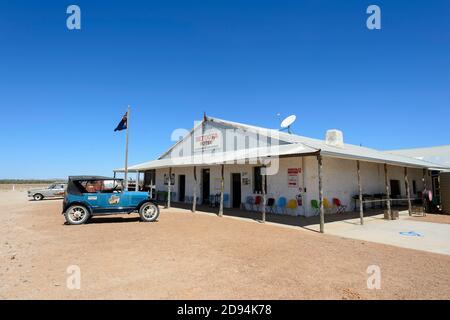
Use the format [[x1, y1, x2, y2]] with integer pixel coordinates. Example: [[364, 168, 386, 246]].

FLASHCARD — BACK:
[[62, 176, 159, 225]]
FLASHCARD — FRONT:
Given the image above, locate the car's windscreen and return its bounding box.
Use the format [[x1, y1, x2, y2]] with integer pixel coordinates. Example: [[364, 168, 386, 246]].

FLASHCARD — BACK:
[[77, 180, 123, 193]]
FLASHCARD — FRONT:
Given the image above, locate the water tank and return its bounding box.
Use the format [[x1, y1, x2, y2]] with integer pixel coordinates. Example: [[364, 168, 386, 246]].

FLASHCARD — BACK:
[[325, 129, 344, 148]]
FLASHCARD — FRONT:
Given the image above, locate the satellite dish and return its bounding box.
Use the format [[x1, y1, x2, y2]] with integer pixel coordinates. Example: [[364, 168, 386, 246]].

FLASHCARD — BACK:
[[280, 115, 296, 134]]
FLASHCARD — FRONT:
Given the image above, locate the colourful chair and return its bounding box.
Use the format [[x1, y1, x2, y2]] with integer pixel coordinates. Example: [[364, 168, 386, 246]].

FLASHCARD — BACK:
[[276, 197, 287, 214], [323, 198, 332, 213], [245, 196, 254, 210], [311, 199, 320, 215], [266, 198, 276, 213], [287, 199, 298, 215], [209, 195, 216, 207], [223, 193, 229, 207], [254, 195, 263, 211], [333, 198, 347, 213]]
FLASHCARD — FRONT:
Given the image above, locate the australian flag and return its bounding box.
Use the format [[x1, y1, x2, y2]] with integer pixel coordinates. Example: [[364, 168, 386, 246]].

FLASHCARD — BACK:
[[114, 112, 128, 132]]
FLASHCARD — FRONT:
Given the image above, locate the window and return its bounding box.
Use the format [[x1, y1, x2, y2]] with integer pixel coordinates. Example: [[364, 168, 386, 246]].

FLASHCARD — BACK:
[[79, 180, 123, 193], [412, 180, 417, 194], [253, 167, 267, 194]]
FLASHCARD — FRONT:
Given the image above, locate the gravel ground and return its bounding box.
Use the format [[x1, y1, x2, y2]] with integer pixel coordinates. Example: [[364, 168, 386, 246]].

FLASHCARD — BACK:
[[408, 213, 450, 225], [1, 190, 449, 300], [0, 184, 49, 192]]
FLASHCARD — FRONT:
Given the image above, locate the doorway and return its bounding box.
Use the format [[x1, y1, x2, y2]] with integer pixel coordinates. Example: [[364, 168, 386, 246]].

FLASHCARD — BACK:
[[231, 173, 241, 208], [432, 174, 441, 205], [178, 175, 186, 202], [390, 179, 401, 197], [202, 169, 210, 204]]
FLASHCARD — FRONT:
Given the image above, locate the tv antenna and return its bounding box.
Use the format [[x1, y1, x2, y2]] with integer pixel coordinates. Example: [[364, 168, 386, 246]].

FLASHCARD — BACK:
[[280, 114, 296, 134]]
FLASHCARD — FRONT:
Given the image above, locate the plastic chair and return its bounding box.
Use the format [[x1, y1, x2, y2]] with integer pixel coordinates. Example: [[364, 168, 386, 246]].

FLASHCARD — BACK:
[[276, 197, 287, 214], [214, 194, 221, 207], [266, 198, 276, 213], [254, 195, 263, 211], [223, 193, 229, 207], [287, 199, 298, 215], [311, 199, 320, 215], [245, 196, 254, 211], [333, 198, 347, 214], [323, 198, 332, 213], [208, 195, 213, 206]]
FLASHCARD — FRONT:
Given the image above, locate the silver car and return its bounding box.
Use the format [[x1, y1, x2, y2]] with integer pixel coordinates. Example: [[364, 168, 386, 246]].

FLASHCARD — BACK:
[[28, 183, 67, 201]]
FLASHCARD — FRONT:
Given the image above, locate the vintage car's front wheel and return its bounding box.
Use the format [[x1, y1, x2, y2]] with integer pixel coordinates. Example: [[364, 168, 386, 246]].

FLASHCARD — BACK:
[[139, 202, 159, 222], [33, 193, 43, 201], [65, 205, 90, 225]]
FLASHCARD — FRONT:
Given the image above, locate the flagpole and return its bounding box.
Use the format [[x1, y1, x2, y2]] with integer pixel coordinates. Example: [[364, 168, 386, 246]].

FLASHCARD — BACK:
[[124, 105, 130, 190]]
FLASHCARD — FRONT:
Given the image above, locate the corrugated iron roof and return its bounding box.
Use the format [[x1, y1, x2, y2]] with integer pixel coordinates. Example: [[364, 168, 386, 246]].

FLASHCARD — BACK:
[[114, 116, 449, 172]]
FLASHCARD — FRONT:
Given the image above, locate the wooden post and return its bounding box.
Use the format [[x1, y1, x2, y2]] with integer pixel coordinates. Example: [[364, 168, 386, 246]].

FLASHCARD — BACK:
[[136, 171, 140, 191], [192, 166, 197, 212], [422, 168, 427, 217], [219, 164, 224, 217], [166, 167, 172, 209], [404, 167, 412, 216], [262, 166, 266, 223], [357, 160, 364, 225], [384, 163, 391, 220], [317, 155, 325, 233], [149, 177, 153, 199]]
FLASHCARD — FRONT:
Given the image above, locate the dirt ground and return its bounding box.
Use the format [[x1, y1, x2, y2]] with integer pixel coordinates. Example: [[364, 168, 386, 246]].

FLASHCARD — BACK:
[[408, 213, 450, 225], [1, 188, 450, 300], [0, 184, 49, 192]]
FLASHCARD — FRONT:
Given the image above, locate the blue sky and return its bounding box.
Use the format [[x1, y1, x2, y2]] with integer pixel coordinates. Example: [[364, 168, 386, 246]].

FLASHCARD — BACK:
[[0, 0, 449, 179]]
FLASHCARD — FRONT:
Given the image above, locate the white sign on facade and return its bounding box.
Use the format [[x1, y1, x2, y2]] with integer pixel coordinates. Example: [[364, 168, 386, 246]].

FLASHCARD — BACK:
[[288, 168, 301, 188], [194, 129, 222, 151]]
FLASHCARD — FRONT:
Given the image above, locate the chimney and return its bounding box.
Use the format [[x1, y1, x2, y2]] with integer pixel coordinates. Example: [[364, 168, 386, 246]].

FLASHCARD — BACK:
[[325, 129, 344, 148]]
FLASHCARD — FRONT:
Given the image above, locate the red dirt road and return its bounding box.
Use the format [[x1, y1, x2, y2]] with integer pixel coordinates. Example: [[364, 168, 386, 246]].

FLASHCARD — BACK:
[[1, 190, 449, 299]]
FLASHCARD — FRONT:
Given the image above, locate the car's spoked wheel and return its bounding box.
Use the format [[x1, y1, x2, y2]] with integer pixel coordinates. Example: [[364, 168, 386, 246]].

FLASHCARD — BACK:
[[139, 202, 159, 222], [65, 205, 90, 225]]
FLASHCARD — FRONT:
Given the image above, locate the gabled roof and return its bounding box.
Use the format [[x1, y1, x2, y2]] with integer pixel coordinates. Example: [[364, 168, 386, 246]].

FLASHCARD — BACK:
[[114, 116, 449, 172], [158, 119, 204, 160]]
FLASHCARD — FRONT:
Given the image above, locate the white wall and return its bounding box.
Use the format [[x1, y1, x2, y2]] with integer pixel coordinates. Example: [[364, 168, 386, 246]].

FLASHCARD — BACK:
[[308, 158, 428, 215], [153, 156, 431, 217]]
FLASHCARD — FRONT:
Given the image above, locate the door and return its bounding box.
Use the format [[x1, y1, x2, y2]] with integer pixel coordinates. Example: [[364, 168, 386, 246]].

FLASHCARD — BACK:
[[390, 180, 401, 197], [95, 192, 129, 213], [179, 175, 186, 202], [432, 175, 441, 205], [52, 184, 66, 197], [202, 169, 210, 204], [440, 173, 450, 213], [231, 173, 241, 208], [84, 180, 129, 214]]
